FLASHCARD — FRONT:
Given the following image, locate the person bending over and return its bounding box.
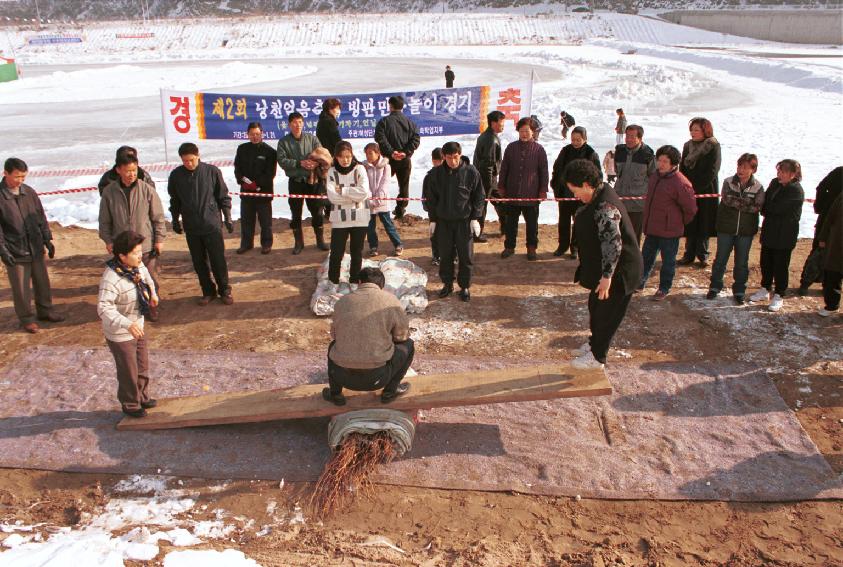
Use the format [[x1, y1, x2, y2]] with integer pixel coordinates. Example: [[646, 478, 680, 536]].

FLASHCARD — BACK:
[[324, 267, 414, 406]]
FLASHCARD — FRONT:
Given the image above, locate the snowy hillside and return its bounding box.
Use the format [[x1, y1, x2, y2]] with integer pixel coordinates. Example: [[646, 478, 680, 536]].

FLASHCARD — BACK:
[[3, 12, 776, 66], [2, 0, 841, 21]]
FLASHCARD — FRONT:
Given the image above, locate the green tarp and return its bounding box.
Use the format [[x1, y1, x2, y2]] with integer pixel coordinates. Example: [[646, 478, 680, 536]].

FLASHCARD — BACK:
[[0, 61, 18, 83]]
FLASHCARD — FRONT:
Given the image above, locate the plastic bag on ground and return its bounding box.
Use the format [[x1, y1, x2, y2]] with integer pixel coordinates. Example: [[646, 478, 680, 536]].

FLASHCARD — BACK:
[[310, 255, 428, 316]]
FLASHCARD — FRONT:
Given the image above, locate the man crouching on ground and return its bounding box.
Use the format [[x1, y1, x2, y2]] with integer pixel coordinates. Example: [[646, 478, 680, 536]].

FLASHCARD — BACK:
[[323, 267, 414, 406]]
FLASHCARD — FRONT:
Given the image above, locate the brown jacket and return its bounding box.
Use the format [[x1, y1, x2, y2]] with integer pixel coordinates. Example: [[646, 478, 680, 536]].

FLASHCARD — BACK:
[[329, 283, 409, 369], [99, 178, 166, 253]]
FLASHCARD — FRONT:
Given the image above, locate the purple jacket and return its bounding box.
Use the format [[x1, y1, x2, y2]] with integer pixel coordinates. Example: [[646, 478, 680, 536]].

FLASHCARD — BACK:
[[642, 169, 697, 238], [498, 140, 548, 203]]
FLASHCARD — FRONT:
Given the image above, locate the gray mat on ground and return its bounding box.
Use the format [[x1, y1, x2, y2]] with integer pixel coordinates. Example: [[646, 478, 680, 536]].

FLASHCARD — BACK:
[[0, 346, 839, 501]]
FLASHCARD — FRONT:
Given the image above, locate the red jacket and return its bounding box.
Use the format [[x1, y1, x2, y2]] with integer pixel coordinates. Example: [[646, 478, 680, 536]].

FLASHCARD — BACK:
[[642, 169, 697, 238]]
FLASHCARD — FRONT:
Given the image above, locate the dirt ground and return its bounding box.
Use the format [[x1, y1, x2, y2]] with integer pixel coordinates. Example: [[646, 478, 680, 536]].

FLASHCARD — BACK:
[[0, 218, 841, 566]]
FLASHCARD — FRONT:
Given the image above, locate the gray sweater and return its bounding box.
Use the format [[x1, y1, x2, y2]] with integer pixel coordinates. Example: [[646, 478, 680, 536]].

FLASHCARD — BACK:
[[329, 283, 409, 369]]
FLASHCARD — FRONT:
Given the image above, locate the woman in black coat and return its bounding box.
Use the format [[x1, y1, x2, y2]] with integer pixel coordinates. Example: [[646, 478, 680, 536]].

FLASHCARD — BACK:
[[678, 117, 721, 266], [551, 126, 601, 258], [749, 159, 805, 312], [315, 98, 342, 156]]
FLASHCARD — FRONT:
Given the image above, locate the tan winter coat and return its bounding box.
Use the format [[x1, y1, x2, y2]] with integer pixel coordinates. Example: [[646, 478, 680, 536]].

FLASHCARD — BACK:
[[99, 178, 166, 253]]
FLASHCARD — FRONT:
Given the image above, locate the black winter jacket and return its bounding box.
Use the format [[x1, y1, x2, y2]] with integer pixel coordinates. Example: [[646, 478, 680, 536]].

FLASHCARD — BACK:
[[680, 139, 721, 238], [422, 157, 485, 223], [234, 141, 277, 198], [574, 184, 643, 296], [551, 143, 601, 215], [375, 111, 420, 159], [167, 161, 232, 235], [0, 180, 52, 261], [551, 143, 602, 198], [813, 166, 842, 230], [472, 127, 502, 179], [760, 178, 804, 251], [316, 111, 342, 156]]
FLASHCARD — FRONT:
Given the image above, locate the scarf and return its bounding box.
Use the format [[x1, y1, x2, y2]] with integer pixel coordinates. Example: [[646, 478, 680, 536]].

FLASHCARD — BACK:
[[107, 258, 152, 317], [682, 137, 719, 170], [333, 157, 359, 175]]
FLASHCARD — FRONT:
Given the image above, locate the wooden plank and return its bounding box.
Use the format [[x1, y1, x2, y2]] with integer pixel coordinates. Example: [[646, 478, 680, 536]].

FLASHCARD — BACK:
[[116, 364, 611, 431]]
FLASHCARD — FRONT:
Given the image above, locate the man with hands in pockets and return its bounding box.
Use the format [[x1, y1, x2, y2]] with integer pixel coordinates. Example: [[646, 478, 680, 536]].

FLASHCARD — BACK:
[[422, 141, 486, 302]]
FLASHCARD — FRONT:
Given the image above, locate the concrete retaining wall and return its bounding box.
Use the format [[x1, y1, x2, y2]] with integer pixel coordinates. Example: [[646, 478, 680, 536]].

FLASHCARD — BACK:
[[660, 10, 843, 45]]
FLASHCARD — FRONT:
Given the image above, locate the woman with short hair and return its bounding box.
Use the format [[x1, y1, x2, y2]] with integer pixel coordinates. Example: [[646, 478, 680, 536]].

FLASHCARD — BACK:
[[551, 126, 602, 259], [706, 153, 765, 304], [639, 145, 697, 301], [678, 117, 721, 267], [497, 116, 549, 261], [749, 159, 805, 312], [97, 230, 159, 418]]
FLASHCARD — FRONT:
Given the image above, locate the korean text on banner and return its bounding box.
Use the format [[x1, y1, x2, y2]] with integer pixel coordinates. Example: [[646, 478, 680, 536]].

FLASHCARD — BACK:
[[161, 84, 532, 151]]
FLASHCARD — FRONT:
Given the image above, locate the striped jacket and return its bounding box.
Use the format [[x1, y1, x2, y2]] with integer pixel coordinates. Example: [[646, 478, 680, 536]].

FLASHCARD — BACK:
[[326, 164, 371, 228], [97, 263, 156, 343]]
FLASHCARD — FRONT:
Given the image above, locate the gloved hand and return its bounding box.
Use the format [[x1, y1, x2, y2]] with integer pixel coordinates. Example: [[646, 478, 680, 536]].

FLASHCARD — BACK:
[[223, 209, 233, 234], [171, 218, 183, 234], [470, 220, 481, 238], [45, 241, 56, 259], [428, 222, 436, 237], [243, 181, 258, 191], [0, 247, 15, 267]]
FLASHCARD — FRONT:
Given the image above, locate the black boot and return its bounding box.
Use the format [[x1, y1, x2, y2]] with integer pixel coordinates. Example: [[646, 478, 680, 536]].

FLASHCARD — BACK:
[[314, 225, 329, 251], [292, 227, 304, 255]]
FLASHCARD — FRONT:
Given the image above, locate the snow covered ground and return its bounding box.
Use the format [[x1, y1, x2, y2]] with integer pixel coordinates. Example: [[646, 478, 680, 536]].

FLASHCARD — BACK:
[[0, 475, 271, 566], [0, 12, 840, 237]]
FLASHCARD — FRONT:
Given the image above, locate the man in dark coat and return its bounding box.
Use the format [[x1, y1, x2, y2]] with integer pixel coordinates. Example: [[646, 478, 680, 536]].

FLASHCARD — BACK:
[[471, 110, 505, 241], [0, 157, 64, 333], [375, 96, 420, 219], [168, 143, 234, 306], [566, 158, 642, 370], [445, 65, 455, 88], [613, 124, 656, 243], [98, 146, 155, 195], [423, 142, 485, 302], [799, 165, 842, 294], [560, 110, 575, 139], [817, 194, 842, 316], [234, 122, 277, 255]]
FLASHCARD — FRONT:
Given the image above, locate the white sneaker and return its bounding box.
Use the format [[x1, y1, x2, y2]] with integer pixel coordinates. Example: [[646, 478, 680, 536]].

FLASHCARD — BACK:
[[573, 341, 591, 355], [768, 294, 784, 312], [337, 282, 352, 295], [749, 289, 770, 303], [571, 350, 605, 370], [818, 307, 838, 317]]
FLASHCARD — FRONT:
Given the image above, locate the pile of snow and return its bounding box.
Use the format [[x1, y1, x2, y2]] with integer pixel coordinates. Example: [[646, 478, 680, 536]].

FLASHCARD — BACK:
[[0, 475, 264, 566], [311, 255, 428, 316]]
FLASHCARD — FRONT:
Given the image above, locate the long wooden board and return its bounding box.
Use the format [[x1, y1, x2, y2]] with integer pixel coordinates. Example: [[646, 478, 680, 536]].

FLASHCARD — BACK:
[[116, 364, 611, 431]]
